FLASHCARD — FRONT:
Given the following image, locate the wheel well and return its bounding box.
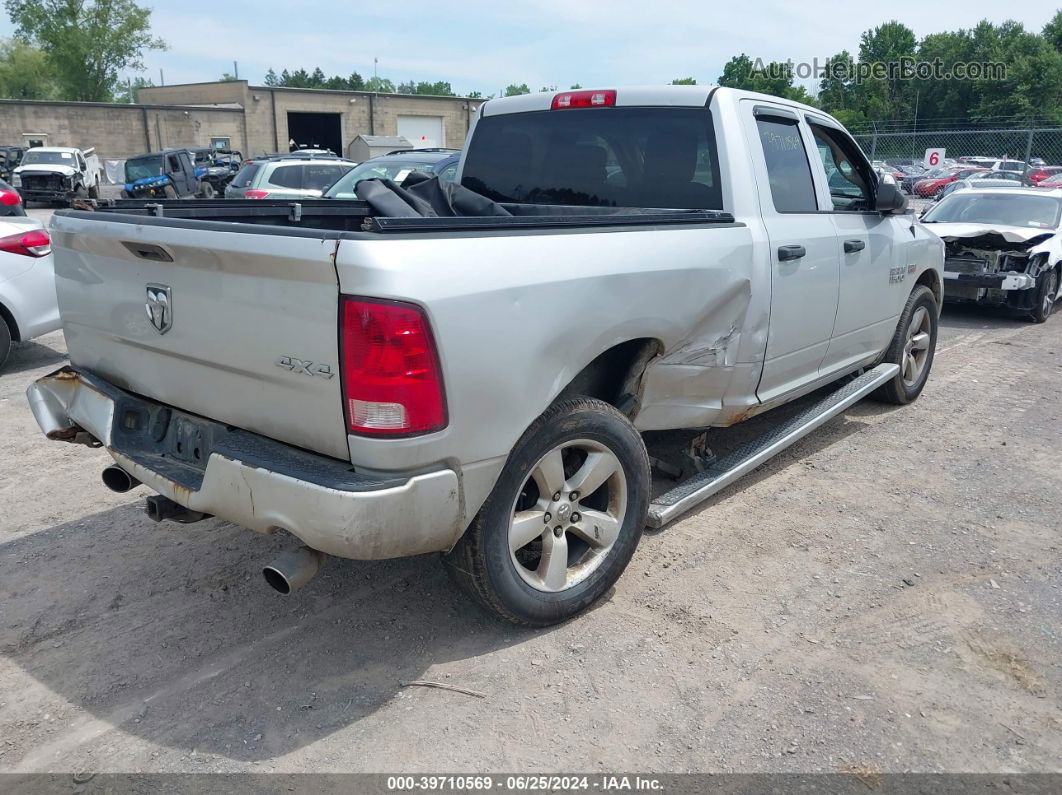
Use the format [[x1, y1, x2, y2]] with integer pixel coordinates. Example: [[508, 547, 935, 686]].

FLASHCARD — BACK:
[[0, 300, 19, 341], [916, 268, 942, 308], [556, 338, 662, 416]]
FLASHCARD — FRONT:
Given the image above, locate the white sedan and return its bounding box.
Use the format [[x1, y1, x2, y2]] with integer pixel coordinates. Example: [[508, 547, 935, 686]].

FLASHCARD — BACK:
[[922, 186, 1062, 323], [0, 181, 60, 369]]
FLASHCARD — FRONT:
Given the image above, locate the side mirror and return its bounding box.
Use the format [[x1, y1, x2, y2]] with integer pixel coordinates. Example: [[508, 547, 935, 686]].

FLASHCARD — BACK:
[[876, 178, 907, 214]]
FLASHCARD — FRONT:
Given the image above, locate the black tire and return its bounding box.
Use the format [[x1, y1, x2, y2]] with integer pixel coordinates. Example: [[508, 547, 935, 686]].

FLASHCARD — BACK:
[[444, 397, 650, 626], [88, 184, 99, 200], [1028, 267, 1058, 324], [120, 189, 131, 199], [162, 184, 178, 199], [198, 182, 215, 199], [872, 285, 938, 404], [0, 314, 11, 371]]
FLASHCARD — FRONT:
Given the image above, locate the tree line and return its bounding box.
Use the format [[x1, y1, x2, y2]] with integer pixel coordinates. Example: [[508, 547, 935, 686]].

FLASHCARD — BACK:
[[1, 0, 1059, 130], [717, 14, 1062, 128]]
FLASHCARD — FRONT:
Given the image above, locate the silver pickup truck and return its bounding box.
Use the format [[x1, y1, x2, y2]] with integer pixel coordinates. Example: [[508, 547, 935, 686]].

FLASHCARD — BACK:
[[28, 86, 944, 625]]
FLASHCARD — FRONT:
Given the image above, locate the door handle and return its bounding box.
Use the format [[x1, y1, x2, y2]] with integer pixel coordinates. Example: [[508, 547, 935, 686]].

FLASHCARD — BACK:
[[843, 239, 866, 253], [777, 245, 806, 261]]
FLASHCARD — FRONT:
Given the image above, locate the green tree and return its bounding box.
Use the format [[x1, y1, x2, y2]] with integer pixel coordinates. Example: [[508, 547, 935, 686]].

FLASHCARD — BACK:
[[504, 83, 530, 96], [717, 54, 813, 103], [467, 89, 484, 98], [569, 83, 582, 89], [0, 36, 55, 98], [364, 75, 395, 93], [219, 71, 238, 82], [4, 0, 166, 102], [856, 21, 917, 120], [1045, 10, 1062, 52], [114, 74, 152, 103], [263, 67, 279, 86], [670, 76, 697, 85]]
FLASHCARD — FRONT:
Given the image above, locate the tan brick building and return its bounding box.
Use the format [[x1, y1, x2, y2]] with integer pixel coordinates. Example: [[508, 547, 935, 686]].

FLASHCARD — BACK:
[[0, 80, 480, 161]]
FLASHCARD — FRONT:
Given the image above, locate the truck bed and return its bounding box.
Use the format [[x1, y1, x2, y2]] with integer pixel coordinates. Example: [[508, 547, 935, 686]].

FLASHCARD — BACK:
[[82, 198, 735, 234]]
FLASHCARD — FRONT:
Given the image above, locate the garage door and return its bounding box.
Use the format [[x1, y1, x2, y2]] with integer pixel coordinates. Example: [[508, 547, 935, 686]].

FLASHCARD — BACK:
[[397, 116, 444, 149]]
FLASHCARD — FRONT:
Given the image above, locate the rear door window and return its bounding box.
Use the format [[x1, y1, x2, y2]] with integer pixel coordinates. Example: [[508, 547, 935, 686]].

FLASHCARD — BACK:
[[461, 107, 722, 209], [303, 163, 352, 191], [754, 116, 818, 213], [267, 164, 303, 189], [230, 163, 261, 189]]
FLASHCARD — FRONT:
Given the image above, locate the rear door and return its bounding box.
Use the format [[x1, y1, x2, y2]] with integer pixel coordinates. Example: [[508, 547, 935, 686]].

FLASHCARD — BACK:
[[50, 214, 348, 459], [742, 102, 840, 402]]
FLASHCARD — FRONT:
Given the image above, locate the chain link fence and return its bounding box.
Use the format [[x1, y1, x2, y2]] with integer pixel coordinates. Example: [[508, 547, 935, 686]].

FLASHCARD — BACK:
[[851, 126, 1062, 169]]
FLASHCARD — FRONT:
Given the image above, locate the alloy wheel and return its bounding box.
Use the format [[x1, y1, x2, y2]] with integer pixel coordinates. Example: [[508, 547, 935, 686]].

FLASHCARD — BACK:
[[507, 439, 627, 593]]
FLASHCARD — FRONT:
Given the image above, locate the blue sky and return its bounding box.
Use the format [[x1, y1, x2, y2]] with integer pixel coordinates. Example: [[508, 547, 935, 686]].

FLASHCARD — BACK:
[[1, 0, 1057, 96]]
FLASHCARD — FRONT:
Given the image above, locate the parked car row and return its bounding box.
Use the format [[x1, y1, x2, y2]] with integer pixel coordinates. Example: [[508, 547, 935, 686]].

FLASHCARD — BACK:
[[0, 178, 60, 368], [224, 148, 461, 200]]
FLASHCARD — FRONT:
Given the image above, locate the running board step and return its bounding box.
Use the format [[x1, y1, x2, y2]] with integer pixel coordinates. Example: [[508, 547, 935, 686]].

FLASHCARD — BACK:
[[646, 363, 899, 529]]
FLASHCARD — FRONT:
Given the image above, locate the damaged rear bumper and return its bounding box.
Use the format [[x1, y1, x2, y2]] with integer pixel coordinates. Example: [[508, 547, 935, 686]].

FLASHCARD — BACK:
[[26, 367, 462, 560]]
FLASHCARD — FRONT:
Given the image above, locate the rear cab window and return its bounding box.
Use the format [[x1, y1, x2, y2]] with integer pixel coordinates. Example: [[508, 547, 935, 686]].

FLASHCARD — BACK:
[[461, 107, 722, 209]]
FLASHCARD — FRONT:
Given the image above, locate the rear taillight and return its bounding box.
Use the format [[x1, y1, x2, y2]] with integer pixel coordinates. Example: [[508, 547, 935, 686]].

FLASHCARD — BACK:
[[244, 189, 270, 199], [340, 297, 446, 436], [0, 228, 50, 257], [551, 89, 616, 109], [0, 189, 21, 206]]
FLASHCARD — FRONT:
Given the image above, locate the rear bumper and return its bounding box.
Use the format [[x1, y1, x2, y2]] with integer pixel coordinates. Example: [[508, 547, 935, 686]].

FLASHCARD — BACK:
[[26, 367, 463, 560]]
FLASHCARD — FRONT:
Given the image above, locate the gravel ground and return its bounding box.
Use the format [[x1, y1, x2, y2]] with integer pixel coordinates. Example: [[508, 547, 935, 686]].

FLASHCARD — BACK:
[[0, 234, 1059, 774]]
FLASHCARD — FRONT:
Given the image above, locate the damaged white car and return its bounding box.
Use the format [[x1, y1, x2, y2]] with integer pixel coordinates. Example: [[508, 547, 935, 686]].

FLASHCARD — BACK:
[[922, 187, 1062, 323]]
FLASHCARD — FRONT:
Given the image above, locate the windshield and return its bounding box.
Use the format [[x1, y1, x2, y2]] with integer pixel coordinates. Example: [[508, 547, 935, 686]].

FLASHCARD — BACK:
[[21, 150, 75, 167], [323, 159, 437, 198], [922, 193, 1061, 229], [125, 156, 164, 181]]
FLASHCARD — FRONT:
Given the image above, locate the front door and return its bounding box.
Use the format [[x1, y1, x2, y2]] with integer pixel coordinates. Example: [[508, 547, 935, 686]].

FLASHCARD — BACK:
[[806, 120, 904, 373], [742, 102, 841, 402]]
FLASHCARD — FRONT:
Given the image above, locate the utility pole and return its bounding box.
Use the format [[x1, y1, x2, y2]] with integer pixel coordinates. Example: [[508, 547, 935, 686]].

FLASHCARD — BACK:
[[374, 57, 378, 79], [159, 68, 164, 86], [911, 90, 919, 161], [234, 60, 239, 80]]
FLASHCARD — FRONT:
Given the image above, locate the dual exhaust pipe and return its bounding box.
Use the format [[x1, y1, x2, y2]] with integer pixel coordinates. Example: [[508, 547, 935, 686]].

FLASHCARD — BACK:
[[101, 464, 324, 594]]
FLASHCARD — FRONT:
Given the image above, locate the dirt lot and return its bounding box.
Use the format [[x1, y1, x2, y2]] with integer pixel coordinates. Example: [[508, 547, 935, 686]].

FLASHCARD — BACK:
[[1, 291, 1060, 773]]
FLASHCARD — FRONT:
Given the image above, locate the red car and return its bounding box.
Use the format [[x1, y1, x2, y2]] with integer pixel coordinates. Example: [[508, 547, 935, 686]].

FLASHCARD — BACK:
[[1026, 166, 1062, 185], [913, 167, 990, 198]]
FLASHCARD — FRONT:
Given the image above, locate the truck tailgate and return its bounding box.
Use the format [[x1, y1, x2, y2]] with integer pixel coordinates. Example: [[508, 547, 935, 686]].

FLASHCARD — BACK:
[[50, 213, 348, 460]]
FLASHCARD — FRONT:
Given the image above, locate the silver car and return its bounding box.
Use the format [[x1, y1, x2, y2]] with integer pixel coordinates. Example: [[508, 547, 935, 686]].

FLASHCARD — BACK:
[[224, 157, 356, 199]]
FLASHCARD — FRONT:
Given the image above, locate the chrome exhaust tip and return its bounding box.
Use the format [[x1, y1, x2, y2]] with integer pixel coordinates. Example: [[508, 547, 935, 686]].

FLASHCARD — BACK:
[[102, 465, 140, 493], [263, 546, 324, 595]]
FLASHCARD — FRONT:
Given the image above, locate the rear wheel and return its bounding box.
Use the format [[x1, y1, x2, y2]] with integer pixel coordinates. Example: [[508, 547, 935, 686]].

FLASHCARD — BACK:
[[88, 184, 99, 200], [162, 184, 178, 199], [872, 285, 938, 405], [198, 181, 215, 199], [0, 315, 12, 371], [1029, 267, 1058, 324], [444, 397, 650, 626]]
